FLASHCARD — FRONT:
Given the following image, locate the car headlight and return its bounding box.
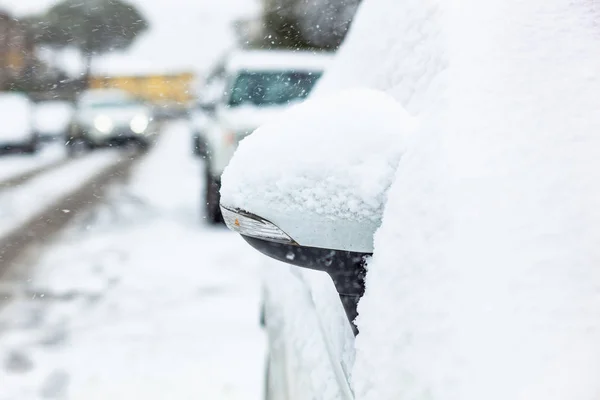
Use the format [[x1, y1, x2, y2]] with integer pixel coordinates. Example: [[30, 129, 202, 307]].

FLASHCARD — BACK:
[[130, 114, 149, 134], [221, 206, 295, 244], [94, 115, 113, 133]]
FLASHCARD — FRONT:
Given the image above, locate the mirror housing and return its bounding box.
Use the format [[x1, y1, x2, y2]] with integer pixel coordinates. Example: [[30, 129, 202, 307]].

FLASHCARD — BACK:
[[221, 206, 369, 331], [220, 88, 415, 331]]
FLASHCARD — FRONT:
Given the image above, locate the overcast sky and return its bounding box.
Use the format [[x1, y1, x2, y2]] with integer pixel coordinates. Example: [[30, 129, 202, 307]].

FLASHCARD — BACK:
[[0, 0, 258, 76]]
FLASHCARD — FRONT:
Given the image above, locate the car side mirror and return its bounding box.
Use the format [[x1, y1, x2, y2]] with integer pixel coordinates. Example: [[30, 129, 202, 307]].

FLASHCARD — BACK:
[[220, 88, 416, 332]]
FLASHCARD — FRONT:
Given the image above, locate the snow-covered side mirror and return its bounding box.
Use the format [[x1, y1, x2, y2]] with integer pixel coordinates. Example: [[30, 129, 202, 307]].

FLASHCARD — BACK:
[[220, 88, 415, 328]]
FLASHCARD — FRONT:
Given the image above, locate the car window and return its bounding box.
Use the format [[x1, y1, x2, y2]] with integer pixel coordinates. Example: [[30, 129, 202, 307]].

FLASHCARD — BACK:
[[87, 100, 140, 109], [228, 71, 322, 107]]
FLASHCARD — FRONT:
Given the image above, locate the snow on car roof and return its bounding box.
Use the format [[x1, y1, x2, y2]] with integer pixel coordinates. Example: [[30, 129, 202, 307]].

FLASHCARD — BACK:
[[77, 89, 132, 104], [0, 92, 29, 101], [0, 92, 32, 135], [225, 50, 333, 73], [0, 92, 32, 113]]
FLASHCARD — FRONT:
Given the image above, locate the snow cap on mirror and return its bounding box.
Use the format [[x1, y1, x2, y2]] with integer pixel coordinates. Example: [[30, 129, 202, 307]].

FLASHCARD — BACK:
[[221, 88, 416, 229]]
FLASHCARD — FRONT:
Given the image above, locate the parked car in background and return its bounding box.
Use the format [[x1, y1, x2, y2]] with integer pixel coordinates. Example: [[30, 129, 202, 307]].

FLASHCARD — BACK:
[[34, 100, 74, 143], [0, 92, 38, 154], [189, 103, 211, 157], [203, 50, 331, 223], [190, 76, 225, 157], [88, 72, 195, 117], [68, 89, 157, 153]]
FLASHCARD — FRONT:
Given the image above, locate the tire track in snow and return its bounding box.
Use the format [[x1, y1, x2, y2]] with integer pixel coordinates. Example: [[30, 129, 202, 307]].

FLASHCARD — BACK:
[[0, 153, 141, 279], [0, 158, 69, 191]]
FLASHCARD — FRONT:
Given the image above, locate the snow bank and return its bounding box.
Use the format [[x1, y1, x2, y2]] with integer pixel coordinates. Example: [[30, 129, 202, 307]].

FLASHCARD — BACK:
[[221, 88, 414, 225], [0, 146, 65, 182], [0, 151, 119, 239], [0, 122, 266, 399], [351, 0, 600, 399]]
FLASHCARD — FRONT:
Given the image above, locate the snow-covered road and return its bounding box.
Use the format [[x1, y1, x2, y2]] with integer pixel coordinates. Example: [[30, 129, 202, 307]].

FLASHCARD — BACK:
[[0, 122, 266, 399], [0, 150, 120, 240], [0, 146, 65, 184]]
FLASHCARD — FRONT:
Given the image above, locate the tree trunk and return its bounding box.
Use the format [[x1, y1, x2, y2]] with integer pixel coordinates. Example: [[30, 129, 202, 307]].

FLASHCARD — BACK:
[[83, 51, 93, 89]]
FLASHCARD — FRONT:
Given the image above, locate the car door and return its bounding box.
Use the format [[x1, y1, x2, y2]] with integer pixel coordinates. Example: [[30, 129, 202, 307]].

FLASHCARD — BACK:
[[262, 263, 355, 400]]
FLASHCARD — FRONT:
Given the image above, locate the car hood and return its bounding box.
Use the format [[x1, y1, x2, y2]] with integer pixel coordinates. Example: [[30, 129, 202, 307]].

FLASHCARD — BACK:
[[217, 104, 294, 133], [78, 106, 149, 126]]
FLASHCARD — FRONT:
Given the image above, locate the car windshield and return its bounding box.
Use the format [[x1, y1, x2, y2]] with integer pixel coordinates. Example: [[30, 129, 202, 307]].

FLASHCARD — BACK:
[[227, 71, 322, 107], [87, 99, 140, 109]]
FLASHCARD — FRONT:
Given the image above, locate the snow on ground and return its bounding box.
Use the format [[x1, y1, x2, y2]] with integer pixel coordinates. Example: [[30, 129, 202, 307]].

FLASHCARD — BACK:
[[0, 121, 266, 399], [0, 145, 65, 182], [0, 150, 120, 238]]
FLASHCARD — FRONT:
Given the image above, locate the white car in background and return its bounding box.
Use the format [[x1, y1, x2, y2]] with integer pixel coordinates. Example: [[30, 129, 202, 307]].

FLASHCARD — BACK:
[[0, 92, 39, 154], [68, 89, 157, 153], [203, 50, 331, 223], [190, 74, 226, 157], [189, 103, 211, 156], [220, 0, 600, 399], [34, 100, 74, 142]]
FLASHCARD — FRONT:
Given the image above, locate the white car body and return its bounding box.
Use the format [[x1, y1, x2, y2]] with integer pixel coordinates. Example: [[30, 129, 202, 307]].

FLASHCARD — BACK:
[[34, 100, 74, 139], [189, 108, 210, 136], [0, 93, 37, 151], [205, 50, 332, 179], [222, 0, 600, 398]]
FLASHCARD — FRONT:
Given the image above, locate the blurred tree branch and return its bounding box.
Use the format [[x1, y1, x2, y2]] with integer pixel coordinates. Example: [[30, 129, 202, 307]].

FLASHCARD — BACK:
[[24, 0, 149, 84], [249, 0, 362, 51]]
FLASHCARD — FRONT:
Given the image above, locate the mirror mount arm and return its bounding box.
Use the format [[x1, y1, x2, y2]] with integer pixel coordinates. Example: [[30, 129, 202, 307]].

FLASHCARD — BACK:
[[242, 236, 368, 335]]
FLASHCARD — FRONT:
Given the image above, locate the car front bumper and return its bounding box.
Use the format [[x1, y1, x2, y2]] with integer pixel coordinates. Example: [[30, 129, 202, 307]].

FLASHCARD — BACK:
[[0, 135, 36, 149], [86, 127, 153, 146]]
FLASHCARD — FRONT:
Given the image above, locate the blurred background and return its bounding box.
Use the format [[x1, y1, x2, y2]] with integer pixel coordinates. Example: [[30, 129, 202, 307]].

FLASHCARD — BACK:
[[0, 0, 362, 399], [0, 0, 360, 101]]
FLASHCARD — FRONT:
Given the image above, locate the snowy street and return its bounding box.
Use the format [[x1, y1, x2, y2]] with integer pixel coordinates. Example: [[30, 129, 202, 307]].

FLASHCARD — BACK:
[[0, 122, 266, 399]]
